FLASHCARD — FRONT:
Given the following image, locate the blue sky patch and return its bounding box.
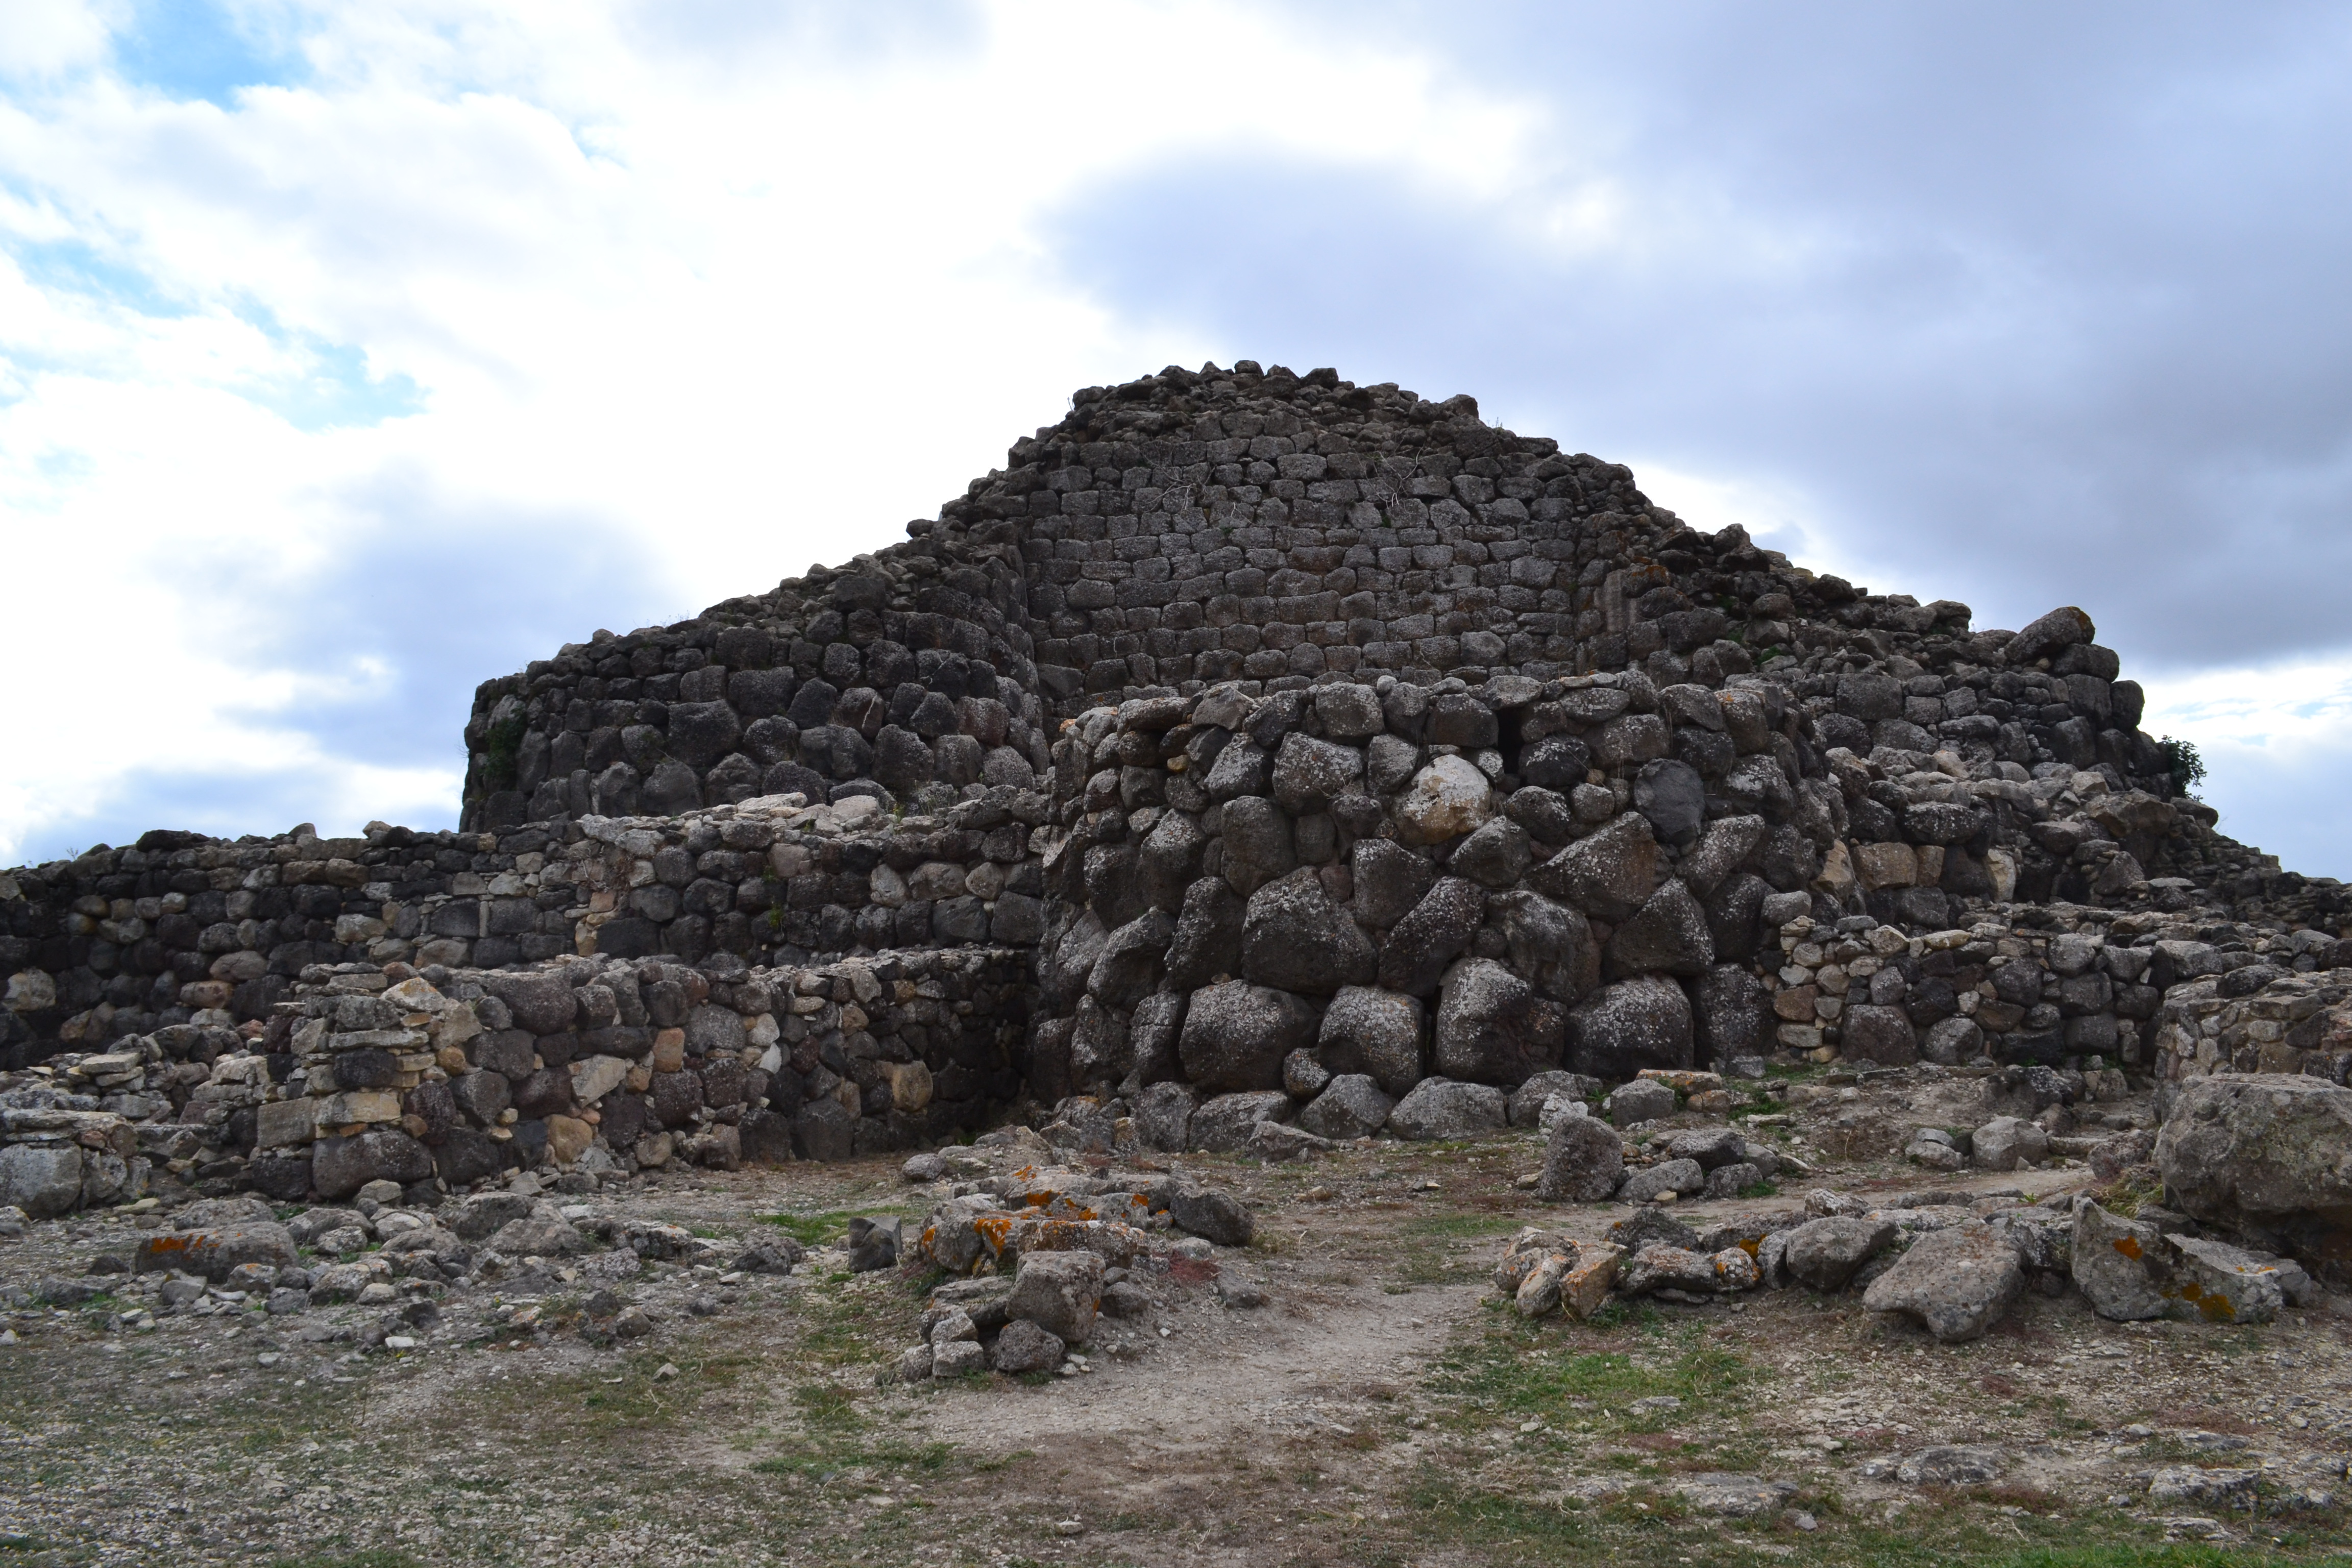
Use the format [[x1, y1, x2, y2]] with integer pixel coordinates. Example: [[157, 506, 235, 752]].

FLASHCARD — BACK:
[[111, 0, 307, 109], [236, 335, 427, 431]]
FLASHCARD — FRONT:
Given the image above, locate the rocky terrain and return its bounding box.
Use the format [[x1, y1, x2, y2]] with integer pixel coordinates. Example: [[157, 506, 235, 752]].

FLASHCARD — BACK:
[[5, 361, 2352, 1565], [4, 1067, 2350, 1567]]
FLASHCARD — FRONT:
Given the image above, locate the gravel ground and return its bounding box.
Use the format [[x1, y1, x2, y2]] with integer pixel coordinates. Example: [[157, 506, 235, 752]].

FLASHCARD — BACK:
[[5, 1066, 2350, 1567]]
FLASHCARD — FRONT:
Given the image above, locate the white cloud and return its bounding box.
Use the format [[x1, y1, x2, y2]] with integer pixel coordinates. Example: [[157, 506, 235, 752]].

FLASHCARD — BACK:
[[0, 0, 1558, 862]]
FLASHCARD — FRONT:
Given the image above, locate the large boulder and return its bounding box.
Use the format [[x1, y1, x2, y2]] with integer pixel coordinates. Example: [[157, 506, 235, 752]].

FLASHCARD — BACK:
[[311, 1130, 433, 1200], [1842, 1004, 1918, 1066], [1605, 878, 1715, 977], [2007, 604, 2095, 665], [1168, 1184, 1255, 1246], [1393, 756, 1494, 845], [1178, 982, 1320, 1091], [1164, 878, 1246, 991], [2071, 1202, 2168, 1321], [1971, 1115, 2050, 1172], [1139, 811, 1209, 913], [1388, 1077, 1508, 1141], [1087, 912, 1175, 1010], [1450, 818, 1533, 889], [1350, 839, 1436, 927], [1006, 1251, 1103, 1344], [1632, 759, 1706, 846], [1538, 1114, 1625, 1203], [1316, 986, 1426, 1094], [1781, 1217, 1896, 1292], [1271, 732, 1365, 815], [135, 1220, 300, 1282], [476, 971, 577, 1035], [1568, 976, 1695, 1081], [1376, 877, 1486, 997], [991, 1318, 1065, 1375], [1218, 796, 1297, 897], [2155, 1075, 2352, 1272], [1488, 891, 1600, 1003], [1187, 1090, 1294, 1154], [1529, 812, 1664, 923], [1241, 870, 1377, 995], [1433, 959, 1564, 1087], [1299, 1075, 1394, 1140], [1693, 965, 1770, 1062], [0, 1144, 84, 1220], [1862, 1219, 2022, 1341]]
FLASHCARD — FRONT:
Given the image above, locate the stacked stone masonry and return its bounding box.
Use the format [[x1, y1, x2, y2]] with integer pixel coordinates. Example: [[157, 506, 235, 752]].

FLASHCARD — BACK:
[[7, 360, 2352, 1210]]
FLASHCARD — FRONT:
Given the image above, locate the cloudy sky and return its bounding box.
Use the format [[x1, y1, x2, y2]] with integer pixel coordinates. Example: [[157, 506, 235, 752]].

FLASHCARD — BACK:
[[5, 1, 2350, 876]]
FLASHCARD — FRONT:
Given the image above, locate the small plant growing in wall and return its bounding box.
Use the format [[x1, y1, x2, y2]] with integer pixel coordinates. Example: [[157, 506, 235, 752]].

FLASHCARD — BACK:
[[2158, 736, 2207, 796], [481, 715, 529, 791]]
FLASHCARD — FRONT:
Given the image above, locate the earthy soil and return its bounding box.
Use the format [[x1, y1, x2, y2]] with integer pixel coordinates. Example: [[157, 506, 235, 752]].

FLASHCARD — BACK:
[[4, 1064, 2351, 1568]]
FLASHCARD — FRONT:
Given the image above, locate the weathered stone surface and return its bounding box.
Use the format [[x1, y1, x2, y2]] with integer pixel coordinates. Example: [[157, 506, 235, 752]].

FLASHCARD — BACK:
[[991, 1317, 1065, 1374], [1298, 1074, 1394, 1140], [1897, 1447, 2007, 1486], [1164, 877, 1246, 991], [1168, 1184, 1255, 1246], [1971, 1115, 2049, 1172], [1620, 1243, 1756, 1294], [1863, 1220, 2023, 1341], [1842, 1003, 1918, 1066], [1632, 759, 1706, 847], [1488, 891, 1599, 1003], [1350, 838, 1436, 928], [1377, 877, 1486, 997], [1510, 1069, 1601, 1128], [1271, 732, 1364, 815], [1316, 985, 1427, 1095], [2071, 1202, 2167, 1321], [486, 1214, 588, 1257], [1569, 975, 1695, 1081], [311, 1130, 434, 1201], [1188, 1089, 1295, 1154], [1006, 1250, 1103, 1344], [1538, 1113, 1626, 1203], [1451, 817, 1532, 889], [1387, 1077, 1508, 1141], [1393, 755, 1494, 845], [0, 1144, 83, 1220], [1605, 878, 1715, 977], [1433, 958, 1564, 1087], [1782, 1217, 1897, 1292], [1604, 1076, 1679, 1126], [1133, 1081, 1201, 1152], [1621, 1159, 1704, 1204], [1089, 911, 1175, 1009], [1219, 795, 1297, 897], [1241, 870, 1377, 995], [1529, 812, 1663, 923], [2154, 1074, 2352, 1245], [2166, 1234, 2285, 1324], [135, 1221, 299, 1283], [1178, 982, 1320, 1092]]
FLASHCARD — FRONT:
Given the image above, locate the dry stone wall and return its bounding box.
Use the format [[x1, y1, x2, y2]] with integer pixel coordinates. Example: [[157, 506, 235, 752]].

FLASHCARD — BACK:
[[9, 359, 2352, 1209], [2, 788, 1039, 1066]]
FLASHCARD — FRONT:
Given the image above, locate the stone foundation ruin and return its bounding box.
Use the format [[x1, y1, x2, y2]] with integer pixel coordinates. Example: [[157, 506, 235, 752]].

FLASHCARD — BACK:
[[6, 359, 2350, 1227]]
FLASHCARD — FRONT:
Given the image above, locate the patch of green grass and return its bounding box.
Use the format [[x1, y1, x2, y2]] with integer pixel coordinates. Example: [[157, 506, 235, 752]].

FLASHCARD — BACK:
[[1738, 1180, 1781, 1198], [266, 1553, 427, 1568], [1429, 1319, 1752, 1433], [1404, 1213, 1526, 1240]]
